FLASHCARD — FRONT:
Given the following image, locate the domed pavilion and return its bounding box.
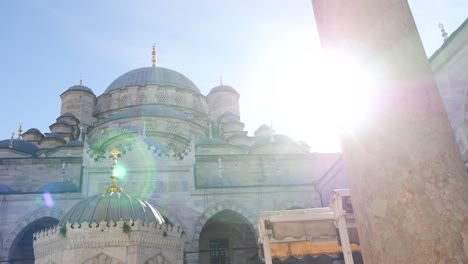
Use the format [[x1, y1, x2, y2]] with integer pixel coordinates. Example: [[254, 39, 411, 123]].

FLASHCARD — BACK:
[[33, 149, 185, 264]]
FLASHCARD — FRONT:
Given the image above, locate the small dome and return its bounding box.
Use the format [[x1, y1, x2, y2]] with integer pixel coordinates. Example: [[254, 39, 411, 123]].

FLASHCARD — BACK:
[[61, 112, 77, 118], [254, 124, 273, 137], [104, 67, 200, 94], [25, 128, 42, 134], [0, 183, 15, 194], [59, 192, 165, 226], [66, 84, 95, 95], [209, 85, 238, 95], [51, 120, 71, 126], [37, 181, 79, 193], [0, 139, 40, 155]]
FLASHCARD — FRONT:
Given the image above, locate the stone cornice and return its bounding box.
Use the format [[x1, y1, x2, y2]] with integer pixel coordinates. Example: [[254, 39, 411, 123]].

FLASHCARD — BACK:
[[34, 220, 185, 256]]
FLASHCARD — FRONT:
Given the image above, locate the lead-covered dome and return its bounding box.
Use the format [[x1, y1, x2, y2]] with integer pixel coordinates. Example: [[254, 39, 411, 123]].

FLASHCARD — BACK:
[[65, 84, 95, 95], [60, 192, 165, 226], [104, 66, 200, 94]]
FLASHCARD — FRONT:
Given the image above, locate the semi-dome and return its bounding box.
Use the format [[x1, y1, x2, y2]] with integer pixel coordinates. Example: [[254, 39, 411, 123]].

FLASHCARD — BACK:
[[0, 139, 40, 155], [104, 67, 200, 94], [59, 192, 165, 226], [61, 112, 77, 118]]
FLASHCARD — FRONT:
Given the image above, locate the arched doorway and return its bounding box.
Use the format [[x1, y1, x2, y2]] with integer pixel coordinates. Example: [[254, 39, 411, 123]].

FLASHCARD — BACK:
[[8, 217, 59, 264], [199, 210, 259, 264]]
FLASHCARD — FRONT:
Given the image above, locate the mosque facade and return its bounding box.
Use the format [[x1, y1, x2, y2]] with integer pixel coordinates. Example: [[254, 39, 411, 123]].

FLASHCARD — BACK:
[[0, 46, 346, 264], [0, 18, 467, 263]]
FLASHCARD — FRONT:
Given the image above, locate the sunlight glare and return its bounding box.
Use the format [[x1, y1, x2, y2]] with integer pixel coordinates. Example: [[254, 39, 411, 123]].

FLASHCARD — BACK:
[[113, 165, 127, 180], [314, 52, 375, 134]]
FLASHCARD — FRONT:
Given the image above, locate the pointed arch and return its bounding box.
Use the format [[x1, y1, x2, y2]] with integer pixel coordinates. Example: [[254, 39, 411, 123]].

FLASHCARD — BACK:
[[3, 207, 64, 260], [195, 205, 259, 264], [191, 201, 256, 248]]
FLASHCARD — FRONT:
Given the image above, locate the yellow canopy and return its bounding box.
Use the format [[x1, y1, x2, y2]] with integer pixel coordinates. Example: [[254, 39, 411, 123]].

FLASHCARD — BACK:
[[270, 241, 361, 259]]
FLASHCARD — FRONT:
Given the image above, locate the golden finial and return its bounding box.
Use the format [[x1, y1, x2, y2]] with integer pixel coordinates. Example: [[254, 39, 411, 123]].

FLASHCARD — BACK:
[[107, 148, 123, 193], [439, 22, 448, 41], [220, 76, 223, 85], [17, 122, 22, 140], [79, 76, 83, 85], [151, 44, 156, 67]]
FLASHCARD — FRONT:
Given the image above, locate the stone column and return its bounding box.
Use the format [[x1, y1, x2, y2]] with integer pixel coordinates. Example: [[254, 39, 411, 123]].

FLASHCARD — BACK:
[[311, 0, 468, 263]]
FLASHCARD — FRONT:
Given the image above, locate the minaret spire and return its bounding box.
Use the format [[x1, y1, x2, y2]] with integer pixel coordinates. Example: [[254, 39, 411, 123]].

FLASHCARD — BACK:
[[17, 122, 22, 140], [152, 44, 157, 67]]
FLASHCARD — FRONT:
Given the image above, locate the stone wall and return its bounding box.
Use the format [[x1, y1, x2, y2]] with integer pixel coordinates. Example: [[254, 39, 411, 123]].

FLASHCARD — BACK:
[[0, 158, 82, 192]]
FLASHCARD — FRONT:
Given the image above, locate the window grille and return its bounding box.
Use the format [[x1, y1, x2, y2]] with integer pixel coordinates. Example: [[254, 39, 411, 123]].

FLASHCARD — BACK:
[[209, 239, 230, 264]]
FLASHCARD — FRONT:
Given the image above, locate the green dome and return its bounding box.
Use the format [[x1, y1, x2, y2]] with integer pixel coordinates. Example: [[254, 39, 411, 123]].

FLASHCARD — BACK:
[[104, 66, 200, 94], [59, 192, 164, 226]]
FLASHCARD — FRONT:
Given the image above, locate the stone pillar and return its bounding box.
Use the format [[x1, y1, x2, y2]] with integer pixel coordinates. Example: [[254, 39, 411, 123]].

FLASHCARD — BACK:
[[311, 0, 468, 263]]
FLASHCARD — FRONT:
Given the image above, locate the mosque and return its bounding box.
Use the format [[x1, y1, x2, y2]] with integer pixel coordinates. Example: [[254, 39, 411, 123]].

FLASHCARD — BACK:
[[0, 17, 467, 263]]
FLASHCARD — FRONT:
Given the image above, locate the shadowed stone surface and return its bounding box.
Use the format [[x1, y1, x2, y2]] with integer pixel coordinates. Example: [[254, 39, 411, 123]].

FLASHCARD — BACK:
[[312, 0, 468, 263]]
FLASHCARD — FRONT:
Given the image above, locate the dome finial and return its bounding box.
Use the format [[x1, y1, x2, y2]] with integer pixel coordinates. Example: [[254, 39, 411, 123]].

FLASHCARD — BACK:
[[80, 76, 83, 85], [17, 122, 22, 140], [152, 44, 157, 67], [107, 148, 123, 193], [220, 76, 223, 85], [439, 22, 448, 41], [9, 132, 14, 148]]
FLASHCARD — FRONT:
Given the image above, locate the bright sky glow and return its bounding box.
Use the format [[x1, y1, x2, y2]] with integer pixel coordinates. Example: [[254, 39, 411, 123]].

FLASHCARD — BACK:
[[0, 0, 466, 152]]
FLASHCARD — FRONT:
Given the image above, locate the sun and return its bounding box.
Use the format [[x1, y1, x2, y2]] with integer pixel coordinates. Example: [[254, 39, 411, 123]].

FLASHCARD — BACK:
[[246, 31, 375, 152], [314, 52, 375, 133]]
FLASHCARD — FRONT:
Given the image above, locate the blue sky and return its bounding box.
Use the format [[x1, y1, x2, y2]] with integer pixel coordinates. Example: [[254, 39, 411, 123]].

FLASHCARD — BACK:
[[0, 0, 466, 152]]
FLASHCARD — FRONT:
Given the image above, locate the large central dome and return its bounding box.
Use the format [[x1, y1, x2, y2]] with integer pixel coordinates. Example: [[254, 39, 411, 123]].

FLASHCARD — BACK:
[[104, 66, 200, 94]]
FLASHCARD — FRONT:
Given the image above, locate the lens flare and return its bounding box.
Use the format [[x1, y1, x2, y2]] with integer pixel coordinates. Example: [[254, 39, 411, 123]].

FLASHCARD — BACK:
[[113, 165, 127, 180], [42, 192, 54, 208]]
